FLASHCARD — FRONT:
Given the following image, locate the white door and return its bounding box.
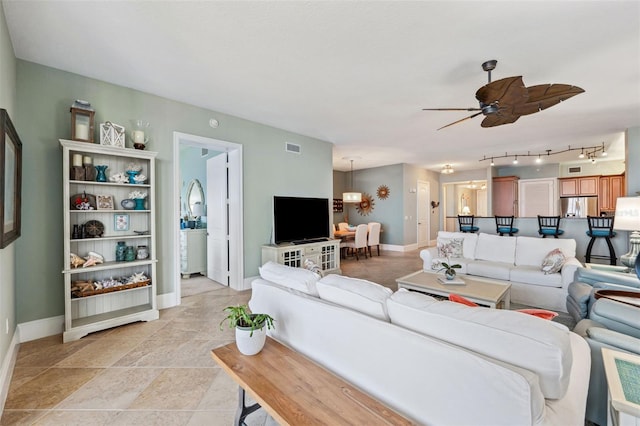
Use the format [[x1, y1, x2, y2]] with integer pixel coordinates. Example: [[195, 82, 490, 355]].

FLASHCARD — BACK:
[[417, 181, 430, 247], [207, 153, 229, 285]]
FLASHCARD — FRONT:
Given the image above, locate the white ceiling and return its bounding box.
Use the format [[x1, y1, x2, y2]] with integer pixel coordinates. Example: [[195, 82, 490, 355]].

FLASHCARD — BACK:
[[4, 1, 638, 172]]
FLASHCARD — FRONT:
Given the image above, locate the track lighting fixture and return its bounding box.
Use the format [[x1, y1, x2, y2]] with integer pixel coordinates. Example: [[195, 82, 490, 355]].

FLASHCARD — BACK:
[[479, 143, 609, 165]]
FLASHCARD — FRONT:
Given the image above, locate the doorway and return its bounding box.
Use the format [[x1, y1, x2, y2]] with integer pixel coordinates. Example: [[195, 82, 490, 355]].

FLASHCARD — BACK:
[[173, 132, 243, 306]]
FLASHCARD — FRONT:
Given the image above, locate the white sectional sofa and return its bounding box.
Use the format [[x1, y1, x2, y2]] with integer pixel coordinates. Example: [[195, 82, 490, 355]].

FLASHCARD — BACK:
[[420, 232, 582, 313], [251, 262, 590, 426]]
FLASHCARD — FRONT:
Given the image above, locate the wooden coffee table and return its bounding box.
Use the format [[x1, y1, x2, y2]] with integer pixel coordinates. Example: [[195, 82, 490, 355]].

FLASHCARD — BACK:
[[396, 270, 511, 309]]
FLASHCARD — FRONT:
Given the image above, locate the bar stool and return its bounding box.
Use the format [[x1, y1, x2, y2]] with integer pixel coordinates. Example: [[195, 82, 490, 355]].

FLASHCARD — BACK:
[[495, 216, 518, 236], [458, 215, 479, 233], [585, 216, 617, 265], [537, 215, 564, 238]]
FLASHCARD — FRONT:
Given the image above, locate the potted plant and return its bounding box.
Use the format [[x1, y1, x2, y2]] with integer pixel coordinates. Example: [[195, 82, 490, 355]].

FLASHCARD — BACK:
[[220, 305, 274, 355], [438, 261, 462, 280], [436, 240, 462, 280]]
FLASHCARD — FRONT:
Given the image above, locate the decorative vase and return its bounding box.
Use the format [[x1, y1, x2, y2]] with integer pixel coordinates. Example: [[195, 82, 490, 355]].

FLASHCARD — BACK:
[[136, 245, 149, 260], [125, 246, 136, 262], [95, 165, 108, 182], [115, 241, 126, 262], [445, 270, 456, 280], [235, 323, 267, 356], [72, 224, 80, 239], [134, 198, 145, 210], [126, 170, 139, 184]]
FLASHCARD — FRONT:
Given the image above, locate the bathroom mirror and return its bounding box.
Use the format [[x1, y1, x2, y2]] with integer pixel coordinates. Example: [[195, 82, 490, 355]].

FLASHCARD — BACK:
[[186, 179, 204, 217]]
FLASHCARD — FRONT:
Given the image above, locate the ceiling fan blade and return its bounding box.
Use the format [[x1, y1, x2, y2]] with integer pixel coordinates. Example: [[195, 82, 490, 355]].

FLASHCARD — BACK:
[[476, 76, 528, 107], [513, 84, 585, 116], [480, 110, 521, 127], [437, 111, 484, 130], [422, 108, 482, 111]]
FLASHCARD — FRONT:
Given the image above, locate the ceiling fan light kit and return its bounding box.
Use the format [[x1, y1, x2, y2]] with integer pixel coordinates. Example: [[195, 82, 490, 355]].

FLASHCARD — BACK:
[[423, 60, 584, 130]]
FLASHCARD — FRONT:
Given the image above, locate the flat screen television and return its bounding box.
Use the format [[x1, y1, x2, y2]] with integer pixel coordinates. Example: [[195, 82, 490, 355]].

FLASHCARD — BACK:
[[273, 196, 330, 244]]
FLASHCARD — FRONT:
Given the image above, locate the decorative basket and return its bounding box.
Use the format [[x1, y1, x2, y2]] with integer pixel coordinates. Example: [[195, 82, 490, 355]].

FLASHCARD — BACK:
[[71, 280, 151, 298]]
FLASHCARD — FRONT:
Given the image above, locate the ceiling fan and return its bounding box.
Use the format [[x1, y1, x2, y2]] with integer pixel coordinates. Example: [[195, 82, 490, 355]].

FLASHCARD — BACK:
[[423, 60, 585, 130]]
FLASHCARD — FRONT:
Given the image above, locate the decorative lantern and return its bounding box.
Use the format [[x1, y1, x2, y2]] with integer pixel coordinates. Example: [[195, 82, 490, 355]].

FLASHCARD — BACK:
[[131, 120, 150, 150], [70, 100, 95, 143]]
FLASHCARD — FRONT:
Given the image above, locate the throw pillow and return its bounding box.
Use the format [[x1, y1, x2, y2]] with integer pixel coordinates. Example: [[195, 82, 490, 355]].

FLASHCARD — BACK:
[[437, 238, 464, 258], [516, 308, 559, 321], [541, 248, 566, 274], [448, 293, 478, 307]]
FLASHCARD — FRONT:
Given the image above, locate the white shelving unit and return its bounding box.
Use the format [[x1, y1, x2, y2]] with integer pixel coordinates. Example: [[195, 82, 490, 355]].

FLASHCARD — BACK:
[[262, 240, 341, 275], [60, 139, 159, 342]]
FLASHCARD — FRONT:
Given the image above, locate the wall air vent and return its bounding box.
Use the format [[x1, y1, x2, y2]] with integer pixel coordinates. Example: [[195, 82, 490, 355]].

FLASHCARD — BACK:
[[285, 142, 301, 154], [201, 148, 209, 157], [568, 166, 582, 174]]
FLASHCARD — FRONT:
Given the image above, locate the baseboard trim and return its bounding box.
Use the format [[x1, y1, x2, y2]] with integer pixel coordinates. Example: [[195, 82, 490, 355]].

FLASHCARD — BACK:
[[381, 243, 420, 252], [0, 331, 19, 413], [17, 315, 63, 343], [157, 292, 177, 310], [243, 275, 258, 290]]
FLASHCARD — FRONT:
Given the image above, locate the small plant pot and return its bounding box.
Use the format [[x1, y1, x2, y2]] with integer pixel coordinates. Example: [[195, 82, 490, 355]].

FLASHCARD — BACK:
[[235, 323, 267, 356], [445, 270, 456, 280]]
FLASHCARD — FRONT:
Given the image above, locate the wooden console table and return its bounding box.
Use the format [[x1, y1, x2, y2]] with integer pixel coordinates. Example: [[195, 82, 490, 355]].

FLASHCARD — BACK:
[[211, 337, 414, 425]]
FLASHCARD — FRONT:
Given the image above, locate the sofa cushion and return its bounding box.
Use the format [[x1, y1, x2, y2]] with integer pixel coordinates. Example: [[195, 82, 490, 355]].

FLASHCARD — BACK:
[[467, 260, 512, 281], [475, 233, 517, 264], [386, 297, 573, 399], [510, 265, 563, 288], [259, 261, 320, 296], [514, 236, 576, 267], [317, 274, 393, 321], [437, 231, 478, 260], [541, 249, 567, 274]]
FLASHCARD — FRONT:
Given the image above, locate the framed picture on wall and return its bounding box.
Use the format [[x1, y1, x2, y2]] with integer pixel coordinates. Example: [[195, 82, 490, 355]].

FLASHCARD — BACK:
[[0, 109, 22, 249]]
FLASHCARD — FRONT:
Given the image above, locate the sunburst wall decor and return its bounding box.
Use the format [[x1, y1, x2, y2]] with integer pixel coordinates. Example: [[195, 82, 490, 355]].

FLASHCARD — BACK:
[[377, 185, 390, 200], [356, 193, 375, 216]]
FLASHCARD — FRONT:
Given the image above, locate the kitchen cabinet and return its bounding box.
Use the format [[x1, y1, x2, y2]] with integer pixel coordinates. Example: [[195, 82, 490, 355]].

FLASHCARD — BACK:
[[559, 176, 598, 197], [492, 176, 519, 216], [599, 174, 626, 212], [61, 140, 158, 342]]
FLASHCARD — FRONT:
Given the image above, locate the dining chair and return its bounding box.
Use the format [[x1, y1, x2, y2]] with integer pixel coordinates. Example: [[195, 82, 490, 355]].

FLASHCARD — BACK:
[[585, 216, 617, 265], [367, 222, 381, 256], [458, 215, 479, 233], [344, 224, 368, 260], [338, 222, 349, 231], [495, 216, 519, 236], [537, 215, 564, 238]]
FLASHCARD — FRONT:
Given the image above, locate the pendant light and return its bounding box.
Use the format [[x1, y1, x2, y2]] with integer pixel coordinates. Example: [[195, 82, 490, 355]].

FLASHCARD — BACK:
[[342, 158, 362, 203]]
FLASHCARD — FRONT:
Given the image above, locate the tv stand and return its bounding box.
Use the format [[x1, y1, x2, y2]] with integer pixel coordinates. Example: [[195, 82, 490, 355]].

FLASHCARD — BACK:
[[262, 240, 341, 275], [292, 237, 329, 245]]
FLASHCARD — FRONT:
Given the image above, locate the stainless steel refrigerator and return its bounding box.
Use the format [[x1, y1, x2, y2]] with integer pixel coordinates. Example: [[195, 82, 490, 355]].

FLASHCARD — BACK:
[[561, 197, 599, 218]]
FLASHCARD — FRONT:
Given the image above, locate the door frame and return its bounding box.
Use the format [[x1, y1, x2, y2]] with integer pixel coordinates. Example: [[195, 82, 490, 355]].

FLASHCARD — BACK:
[[417, 180, 430, 247], [172, 132, 244, 306]]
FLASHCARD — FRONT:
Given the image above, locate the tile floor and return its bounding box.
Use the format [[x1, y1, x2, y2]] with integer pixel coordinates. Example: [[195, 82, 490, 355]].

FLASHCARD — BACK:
[[1, 249, 574, 425]]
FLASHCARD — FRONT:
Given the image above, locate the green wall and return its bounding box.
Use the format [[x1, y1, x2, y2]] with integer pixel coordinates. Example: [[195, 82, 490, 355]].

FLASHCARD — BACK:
[[0, 1, 17, 375], [14, 60, 333, 323]]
